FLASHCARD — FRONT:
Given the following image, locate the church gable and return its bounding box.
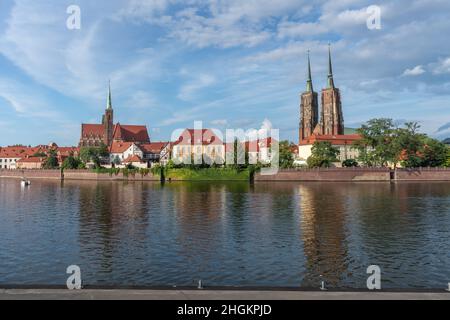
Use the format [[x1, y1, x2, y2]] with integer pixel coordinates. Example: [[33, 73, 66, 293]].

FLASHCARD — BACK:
[[78, 84, 150, 147]]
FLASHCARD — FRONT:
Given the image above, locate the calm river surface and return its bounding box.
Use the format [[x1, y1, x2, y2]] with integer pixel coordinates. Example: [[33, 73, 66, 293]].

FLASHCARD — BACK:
[[1, 178, 449, 289]]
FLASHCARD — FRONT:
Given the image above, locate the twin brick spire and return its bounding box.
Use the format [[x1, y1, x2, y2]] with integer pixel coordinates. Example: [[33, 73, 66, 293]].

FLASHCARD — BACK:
[[306, 44, 335, 91], [299, 44, 344, 143]]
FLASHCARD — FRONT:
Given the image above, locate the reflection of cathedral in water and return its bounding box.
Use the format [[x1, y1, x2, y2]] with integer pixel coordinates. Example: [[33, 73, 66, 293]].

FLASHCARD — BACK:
[[298, 184, 349, 288]]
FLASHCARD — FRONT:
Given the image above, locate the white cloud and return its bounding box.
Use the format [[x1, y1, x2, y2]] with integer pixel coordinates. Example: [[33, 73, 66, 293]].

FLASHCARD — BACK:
[[178, 74, 216, 101], [168, 11, 270, 48], [277, 21, 328, 38], [125, 90, 157, 109], [0, 77, 57, 117], [432, 57, 450, 74], [114, 0, 170, 22], [165, 0, 311, 48], [0, 1, 165, 109], [402, 65, 426, 76], [247, 118, 273, 140]]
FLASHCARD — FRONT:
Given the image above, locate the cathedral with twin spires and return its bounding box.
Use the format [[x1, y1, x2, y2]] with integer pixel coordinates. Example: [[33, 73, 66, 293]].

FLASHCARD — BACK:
[[298, 45, 360, 162]]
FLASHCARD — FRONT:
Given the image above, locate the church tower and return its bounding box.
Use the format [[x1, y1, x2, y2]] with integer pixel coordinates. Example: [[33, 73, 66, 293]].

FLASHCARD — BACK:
[[319, 45, 344, 135], [299, 51, 319, 143], [102, 81, 114, 146]]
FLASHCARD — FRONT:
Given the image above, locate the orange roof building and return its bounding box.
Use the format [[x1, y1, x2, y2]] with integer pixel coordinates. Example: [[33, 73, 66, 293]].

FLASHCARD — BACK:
[[79, 84, 150, 147]]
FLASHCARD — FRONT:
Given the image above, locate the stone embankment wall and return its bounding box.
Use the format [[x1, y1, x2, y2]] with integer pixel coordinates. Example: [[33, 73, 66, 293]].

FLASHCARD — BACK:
[[256, 168, 450, 181], [0, 169, 62, 179], [395, 168, 450, 181], [3, 168, 450, 182], [0, 169, 159, 181], [255, 168, 391, 181]]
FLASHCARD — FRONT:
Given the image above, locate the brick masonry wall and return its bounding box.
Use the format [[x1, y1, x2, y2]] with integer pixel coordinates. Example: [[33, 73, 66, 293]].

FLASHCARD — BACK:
[[395, 168, 450, 181], [0, 169, 62, 179], [2, 168, 450, 182], [0, 169, 159, 181], [255, 168, 391, 181]]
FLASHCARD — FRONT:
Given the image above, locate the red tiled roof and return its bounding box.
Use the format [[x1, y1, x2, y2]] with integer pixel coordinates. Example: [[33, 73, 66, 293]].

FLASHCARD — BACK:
[[109, 141, 134, 153], [17, 157, 45, 163], [113, 124, 150, 143], [173, 129, 223, 146], [0, 146, 43, 158], [123, 155, 143, 163], [139, 142, 169, 154], [0, 145, 79, 159], [81, 124, 104, 138], [299, 134, 361, 146], [57, 147, 79, 156]]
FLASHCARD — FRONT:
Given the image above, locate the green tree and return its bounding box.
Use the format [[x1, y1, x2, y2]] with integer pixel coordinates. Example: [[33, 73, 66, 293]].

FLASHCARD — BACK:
[[392, 122, 425, 168], [62, 156, 82, 169], [279, 140, 295, 169], [420, 137, 448, 167], [43, 149, 59, 169], [113, 155, 121, 166], [226, 139, 249, 170], [79, 144, 109, 168], [342, 159, 359, 167], [445, 148, 450, 167], [354, 118, 397, 167], [307, 141, 340, 168]]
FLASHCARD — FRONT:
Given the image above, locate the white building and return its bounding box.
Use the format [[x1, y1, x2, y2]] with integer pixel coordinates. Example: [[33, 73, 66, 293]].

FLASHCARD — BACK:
[[109, 142, 144, 165], [172, 129, 225, 164], [298, 134, 361, 163]]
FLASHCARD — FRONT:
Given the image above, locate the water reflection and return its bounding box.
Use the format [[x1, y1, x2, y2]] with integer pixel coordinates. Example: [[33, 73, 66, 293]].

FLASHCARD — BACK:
[[298, 184, 348, 288], [0, 179, 449, 288]]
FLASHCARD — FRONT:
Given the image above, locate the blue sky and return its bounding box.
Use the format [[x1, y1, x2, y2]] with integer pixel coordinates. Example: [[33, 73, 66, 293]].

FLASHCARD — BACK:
[[1, 0, 450, 146]]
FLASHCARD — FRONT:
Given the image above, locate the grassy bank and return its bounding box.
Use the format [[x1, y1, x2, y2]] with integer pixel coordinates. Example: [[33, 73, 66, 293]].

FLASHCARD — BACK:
[[165, 168, 250, 181]]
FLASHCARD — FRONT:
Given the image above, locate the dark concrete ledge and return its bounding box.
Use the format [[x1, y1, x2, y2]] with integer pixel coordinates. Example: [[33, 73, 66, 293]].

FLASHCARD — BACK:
[[1, 289, 449, 300]]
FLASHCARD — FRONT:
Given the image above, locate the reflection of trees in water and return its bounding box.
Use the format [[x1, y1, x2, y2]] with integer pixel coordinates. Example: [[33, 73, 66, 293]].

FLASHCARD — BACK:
[[166, 182, 230, 278], [299, 183, 348, 288], [75, 181, 150, 278]]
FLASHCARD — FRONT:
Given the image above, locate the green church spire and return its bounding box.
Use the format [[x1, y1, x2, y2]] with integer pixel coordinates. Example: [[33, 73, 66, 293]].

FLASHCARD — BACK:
[[107, 80, 112, 110], [327, 43, 335, 89], [306, 50, 314, 93]]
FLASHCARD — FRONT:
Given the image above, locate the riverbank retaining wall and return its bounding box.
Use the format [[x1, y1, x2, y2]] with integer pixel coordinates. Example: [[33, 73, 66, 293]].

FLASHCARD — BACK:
[[395, 168, 450, 181], [0, 169, 159, 181], [255, 168, 391, 181], [0, 169, 62, 180], [2, 168, 450, 182]]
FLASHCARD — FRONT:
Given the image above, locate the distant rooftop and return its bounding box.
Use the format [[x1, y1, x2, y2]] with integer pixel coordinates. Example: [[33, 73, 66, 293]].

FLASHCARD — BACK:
[[443, 138, 450, 145]]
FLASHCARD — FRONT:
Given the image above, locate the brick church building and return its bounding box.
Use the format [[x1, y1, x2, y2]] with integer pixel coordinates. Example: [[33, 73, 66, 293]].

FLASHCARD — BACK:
[[79, 84, 150, 148], [298, 45, 361, 162]]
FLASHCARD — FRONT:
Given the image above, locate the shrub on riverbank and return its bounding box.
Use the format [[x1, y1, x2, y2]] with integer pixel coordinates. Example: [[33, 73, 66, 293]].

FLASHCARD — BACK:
[[165, 167, 250, 181]]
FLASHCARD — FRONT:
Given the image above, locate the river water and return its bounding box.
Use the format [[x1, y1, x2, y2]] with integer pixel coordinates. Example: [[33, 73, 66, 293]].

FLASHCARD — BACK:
[[0, 178, 449, 289]]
